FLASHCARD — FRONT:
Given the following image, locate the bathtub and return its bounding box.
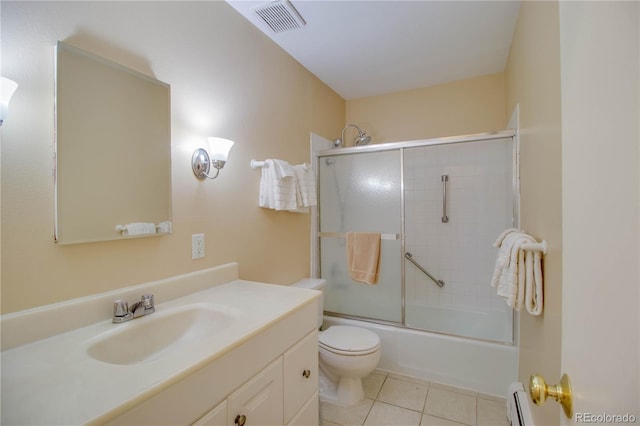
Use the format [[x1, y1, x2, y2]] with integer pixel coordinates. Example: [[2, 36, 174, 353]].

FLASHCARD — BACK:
[[322, 315, 518, 397], [404, 302, 514, 343]]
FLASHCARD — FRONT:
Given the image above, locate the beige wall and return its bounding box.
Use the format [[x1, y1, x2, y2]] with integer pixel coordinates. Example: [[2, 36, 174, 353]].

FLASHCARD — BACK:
[[0, 1, 345, 314], [345, 73, 506, 144], [505, 1, 563, 424]]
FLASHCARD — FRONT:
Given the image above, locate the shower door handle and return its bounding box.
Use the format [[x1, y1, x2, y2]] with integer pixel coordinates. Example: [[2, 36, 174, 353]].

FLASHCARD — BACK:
[[441, 175, 449, 223]]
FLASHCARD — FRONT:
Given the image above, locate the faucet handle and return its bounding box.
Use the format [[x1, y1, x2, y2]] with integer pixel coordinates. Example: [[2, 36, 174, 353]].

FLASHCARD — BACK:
[[113, 299, 133, 323], [141, 294, 154, 308], [113, 299, 129, 317]]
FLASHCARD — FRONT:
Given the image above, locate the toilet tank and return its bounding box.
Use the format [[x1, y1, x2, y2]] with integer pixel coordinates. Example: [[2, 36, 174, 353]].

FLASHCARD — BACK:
[[290, 278, 326, 329]]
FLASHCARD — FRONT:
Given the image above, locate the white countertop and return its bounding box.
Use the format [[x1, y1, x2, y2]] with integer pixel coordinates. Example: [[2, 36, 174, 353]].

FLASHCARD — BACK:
[[1, 280, 319, 425]]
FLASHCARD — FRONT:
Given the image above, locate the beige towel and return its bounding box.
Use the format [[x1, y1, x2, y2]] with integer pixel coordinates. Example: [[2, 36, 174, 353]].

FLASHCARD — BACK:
[[346, 232, 381, 285]]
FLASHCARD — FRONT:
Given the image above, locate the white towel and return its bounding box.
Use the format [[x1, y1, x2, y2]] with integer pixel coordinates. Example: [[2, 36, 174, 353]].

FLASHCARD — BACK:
[[293, 163, 317, 208], [259, 159, 298, 211], [525, 250, 544, 315], [491, 229, 544, 315], [157, 221, 172, 233], [124, 222, 157, 236]]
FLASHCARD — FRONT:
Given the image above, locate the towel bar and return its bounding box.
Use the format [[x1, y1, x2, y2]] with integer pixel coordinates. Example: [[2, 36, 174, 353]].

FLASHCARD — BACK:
[[319, 232, 399, 240], [250, 160, 268, 169], [521, 240, 548, 254]]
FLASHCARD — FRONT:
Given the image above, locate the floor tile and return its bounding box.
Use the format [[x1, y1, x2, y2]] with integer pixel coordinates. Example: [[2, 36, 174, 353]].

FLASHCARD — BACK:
[[363, 401, 422, 426], [477, 398, 509, 426], [421, 414, 468, 426], [318, 372, 507, 426], [320, 398, 374, 426], [429, 381, 477, 397], [378, 377, 429, 411], [387, 371, 430, 386], [475, 393, 506, 404], [424, 387, 477, 425], [363, 371, 387, 399]]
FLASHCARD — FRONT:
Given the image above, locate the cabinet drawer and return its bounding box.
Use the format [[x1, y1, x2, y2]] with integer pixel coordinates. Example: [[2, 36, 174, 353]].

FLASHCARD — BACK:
[[283, 330, 318, 423], [286, 391, 318, 426], [228, 357, 283, 426]]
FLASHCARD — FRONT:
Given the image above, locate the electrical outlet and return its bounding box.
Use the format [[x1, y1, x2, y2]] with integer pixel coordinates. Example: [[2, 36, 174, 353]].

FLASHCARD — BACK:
[[192, 234, 205, 259]]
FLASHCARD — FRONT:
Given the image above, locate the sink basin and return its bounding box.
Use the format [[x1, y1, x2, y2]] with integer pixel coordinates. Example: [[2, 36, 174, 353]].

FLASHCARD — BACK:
[[87, 303, 237, 365]]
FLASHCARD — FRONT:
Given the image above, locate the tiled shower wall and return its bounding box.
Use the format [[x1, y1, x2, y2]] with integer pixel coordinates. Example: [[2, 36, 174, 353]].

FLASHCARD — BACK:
[[403, 138, 514, 315]]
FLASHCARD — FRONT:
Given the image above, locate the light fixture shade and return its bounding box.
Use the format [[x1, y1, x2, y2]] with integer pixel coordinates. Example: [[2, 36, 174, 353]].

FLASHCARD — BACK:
[[207, 137, 234, 161], [1, 77, 18, 123]]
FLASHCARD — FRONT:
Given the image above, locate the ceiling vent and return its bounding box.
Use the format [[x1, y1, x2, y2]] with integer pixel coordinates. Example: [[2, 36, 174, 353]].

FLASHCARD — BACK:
[[254, 0, 306, 34]]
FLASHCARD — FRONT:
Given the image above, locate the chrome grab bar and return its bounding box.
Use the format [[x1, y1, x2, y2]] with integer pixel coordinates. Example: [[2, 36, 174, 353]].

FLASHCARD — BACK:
[[441, 174, 449, 223], [404, 252, 445, 287]]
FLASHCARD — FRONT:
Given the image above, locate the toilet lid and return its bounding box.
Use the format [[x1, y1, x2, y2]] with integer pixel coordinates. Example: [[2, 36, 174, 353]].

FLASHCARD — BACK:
[[319, 326, 380, 354]]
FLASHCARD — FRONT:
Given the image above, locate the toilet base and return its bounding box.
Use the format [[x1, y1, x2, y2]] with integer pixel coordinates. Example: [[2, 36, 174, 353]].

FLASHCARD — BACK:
[[318, 367, 365, 407]]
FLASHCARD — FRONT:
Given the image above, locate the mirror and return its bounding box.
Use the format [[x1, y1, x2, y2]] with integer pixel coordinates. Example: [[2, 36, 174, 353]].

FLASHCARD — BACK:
[[54, 41, 172, 245]]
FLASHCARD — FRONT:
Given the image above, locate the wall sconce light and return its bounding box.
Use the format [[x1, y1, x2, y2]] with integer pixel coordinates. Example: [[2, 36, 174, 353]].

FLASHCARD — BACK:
[[1, 77, 18, 126], [192, 137, 235, 180]]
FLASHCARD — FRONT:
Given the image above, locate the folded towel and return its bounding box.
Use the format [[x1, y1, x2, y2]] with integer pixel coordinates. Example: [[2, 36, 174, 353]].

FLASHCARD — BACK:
[[259, 159, 317, 213], [346, 232, 381, 285], [157, 221, 172, 233], [525, 250, 543, 315], [124, 222, 157, 236], [491, 229, 544, 315], [259, 159, 298, 211], [293, 163, 317, 208]]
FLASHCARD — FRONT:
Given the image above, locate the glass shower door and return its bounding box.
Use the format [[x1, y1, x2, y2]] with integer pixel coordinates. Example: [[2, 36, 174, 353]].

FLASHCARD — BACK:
[[318, 150, 402, 323], [403, 138, 515, 343]]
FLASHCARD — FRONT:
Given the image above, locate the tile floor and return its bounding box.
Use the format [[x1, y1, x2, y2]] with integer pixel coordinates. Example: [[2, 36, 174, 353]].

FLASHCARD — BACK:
[[320, 370, 509, 426]]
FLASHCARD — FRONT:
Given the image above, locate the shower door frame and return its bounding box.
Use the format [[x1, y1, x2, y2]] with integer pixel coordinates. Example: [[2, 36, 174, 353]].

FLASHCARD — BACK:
[[315, 129, 520, 345]]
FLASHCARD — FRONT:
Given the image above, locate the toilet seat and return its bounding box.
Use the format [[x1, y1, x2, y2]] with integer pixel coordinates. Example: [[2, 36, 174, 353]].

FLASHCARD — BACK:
[[319, 326, 381, 356]]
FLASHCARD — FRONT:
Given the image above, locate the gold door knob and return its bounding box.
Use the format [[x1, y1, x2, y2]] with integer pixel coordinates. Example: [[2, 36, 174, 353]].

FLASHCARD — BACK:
[[529, 373, 573, 418], [302, 369, 311, 378], [234, 414, 246, 426]]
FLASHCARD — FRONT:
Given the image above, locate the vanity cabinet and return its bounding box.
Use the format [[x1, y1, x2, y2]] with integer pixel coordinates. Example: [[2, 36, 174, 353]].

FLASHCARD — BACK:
[[192, 401, 227, 426], [227, 357, 284, 426], [283, 331, 318, 424], [106, 295, 319, 426], [1, 273, 321, 426], [192, 330, 318, 426]]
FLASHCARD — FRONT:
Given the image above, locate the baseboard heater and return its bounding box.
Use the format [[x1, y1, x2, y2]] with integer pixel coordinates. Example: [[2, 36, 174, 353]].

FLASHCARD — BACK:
[[507, 382, 535, 426]]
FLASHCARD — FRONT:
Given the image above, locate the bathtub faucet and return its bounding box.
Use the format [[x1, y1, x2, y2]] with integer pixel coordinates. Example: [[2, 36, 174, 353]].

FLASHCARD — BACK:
[[112, 294, 155, 323]]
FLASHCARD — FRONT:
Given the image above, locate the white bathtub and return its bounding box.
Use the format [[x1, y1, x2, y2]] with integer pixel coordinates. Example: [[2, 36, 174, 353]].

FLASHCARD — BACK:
[[322, 315, 518, 397], [404, 302, 514, 344]]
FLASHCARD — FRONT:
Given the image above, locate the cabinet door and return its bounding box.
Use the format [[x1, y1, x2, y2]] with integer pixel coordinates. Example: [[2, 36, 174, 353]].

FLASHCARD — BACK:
[[192, 400, 227, 426], [283, 331, 318, 423], [227, 358, 283, 426], [286, 391, 318, 426]]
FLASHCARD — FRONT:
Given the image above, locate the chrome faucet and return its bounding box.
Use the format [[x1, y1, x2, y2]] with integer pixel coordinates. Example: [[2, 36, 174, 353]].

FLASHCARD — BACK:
[[112, 294, 155, 323]]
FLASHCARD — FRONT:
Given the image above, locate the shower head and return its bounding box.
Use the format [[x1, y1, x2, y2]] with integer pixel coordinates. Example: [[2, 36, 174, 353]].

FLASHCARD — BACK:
[[333, 124, 372, 147]]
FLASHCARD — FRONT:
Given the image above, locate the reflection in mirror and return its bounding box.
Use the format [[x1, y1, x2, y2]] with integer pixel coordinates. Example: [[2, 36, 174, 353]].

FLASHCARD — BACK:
[[54, 41, 172, 245]]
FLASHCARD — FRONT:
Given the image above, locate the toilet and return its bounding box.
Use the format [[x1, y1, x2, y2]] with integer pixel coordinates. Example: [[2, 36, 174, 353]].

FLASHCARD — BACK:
[[292, 279, 381, 407]]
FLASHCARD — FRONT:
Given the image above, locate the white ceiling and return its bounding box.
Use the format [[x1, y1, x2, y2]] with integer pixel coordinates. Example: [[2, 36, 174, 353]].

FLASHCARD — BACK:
[[226, 0, 521, 100]]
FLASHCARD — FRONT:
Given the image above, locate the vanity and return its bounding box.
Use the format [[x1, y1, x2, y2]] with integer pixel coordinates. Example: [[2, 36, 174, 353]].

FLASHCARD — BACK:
[[1, 264, 320, 425]]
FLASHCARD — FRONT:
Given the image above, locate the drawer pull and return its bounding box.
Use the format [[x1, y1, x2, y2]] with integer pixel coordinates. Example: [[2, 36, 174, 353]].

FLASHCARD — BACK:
[[302, 369, 311, 379], [235, 414, 246, 426]]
